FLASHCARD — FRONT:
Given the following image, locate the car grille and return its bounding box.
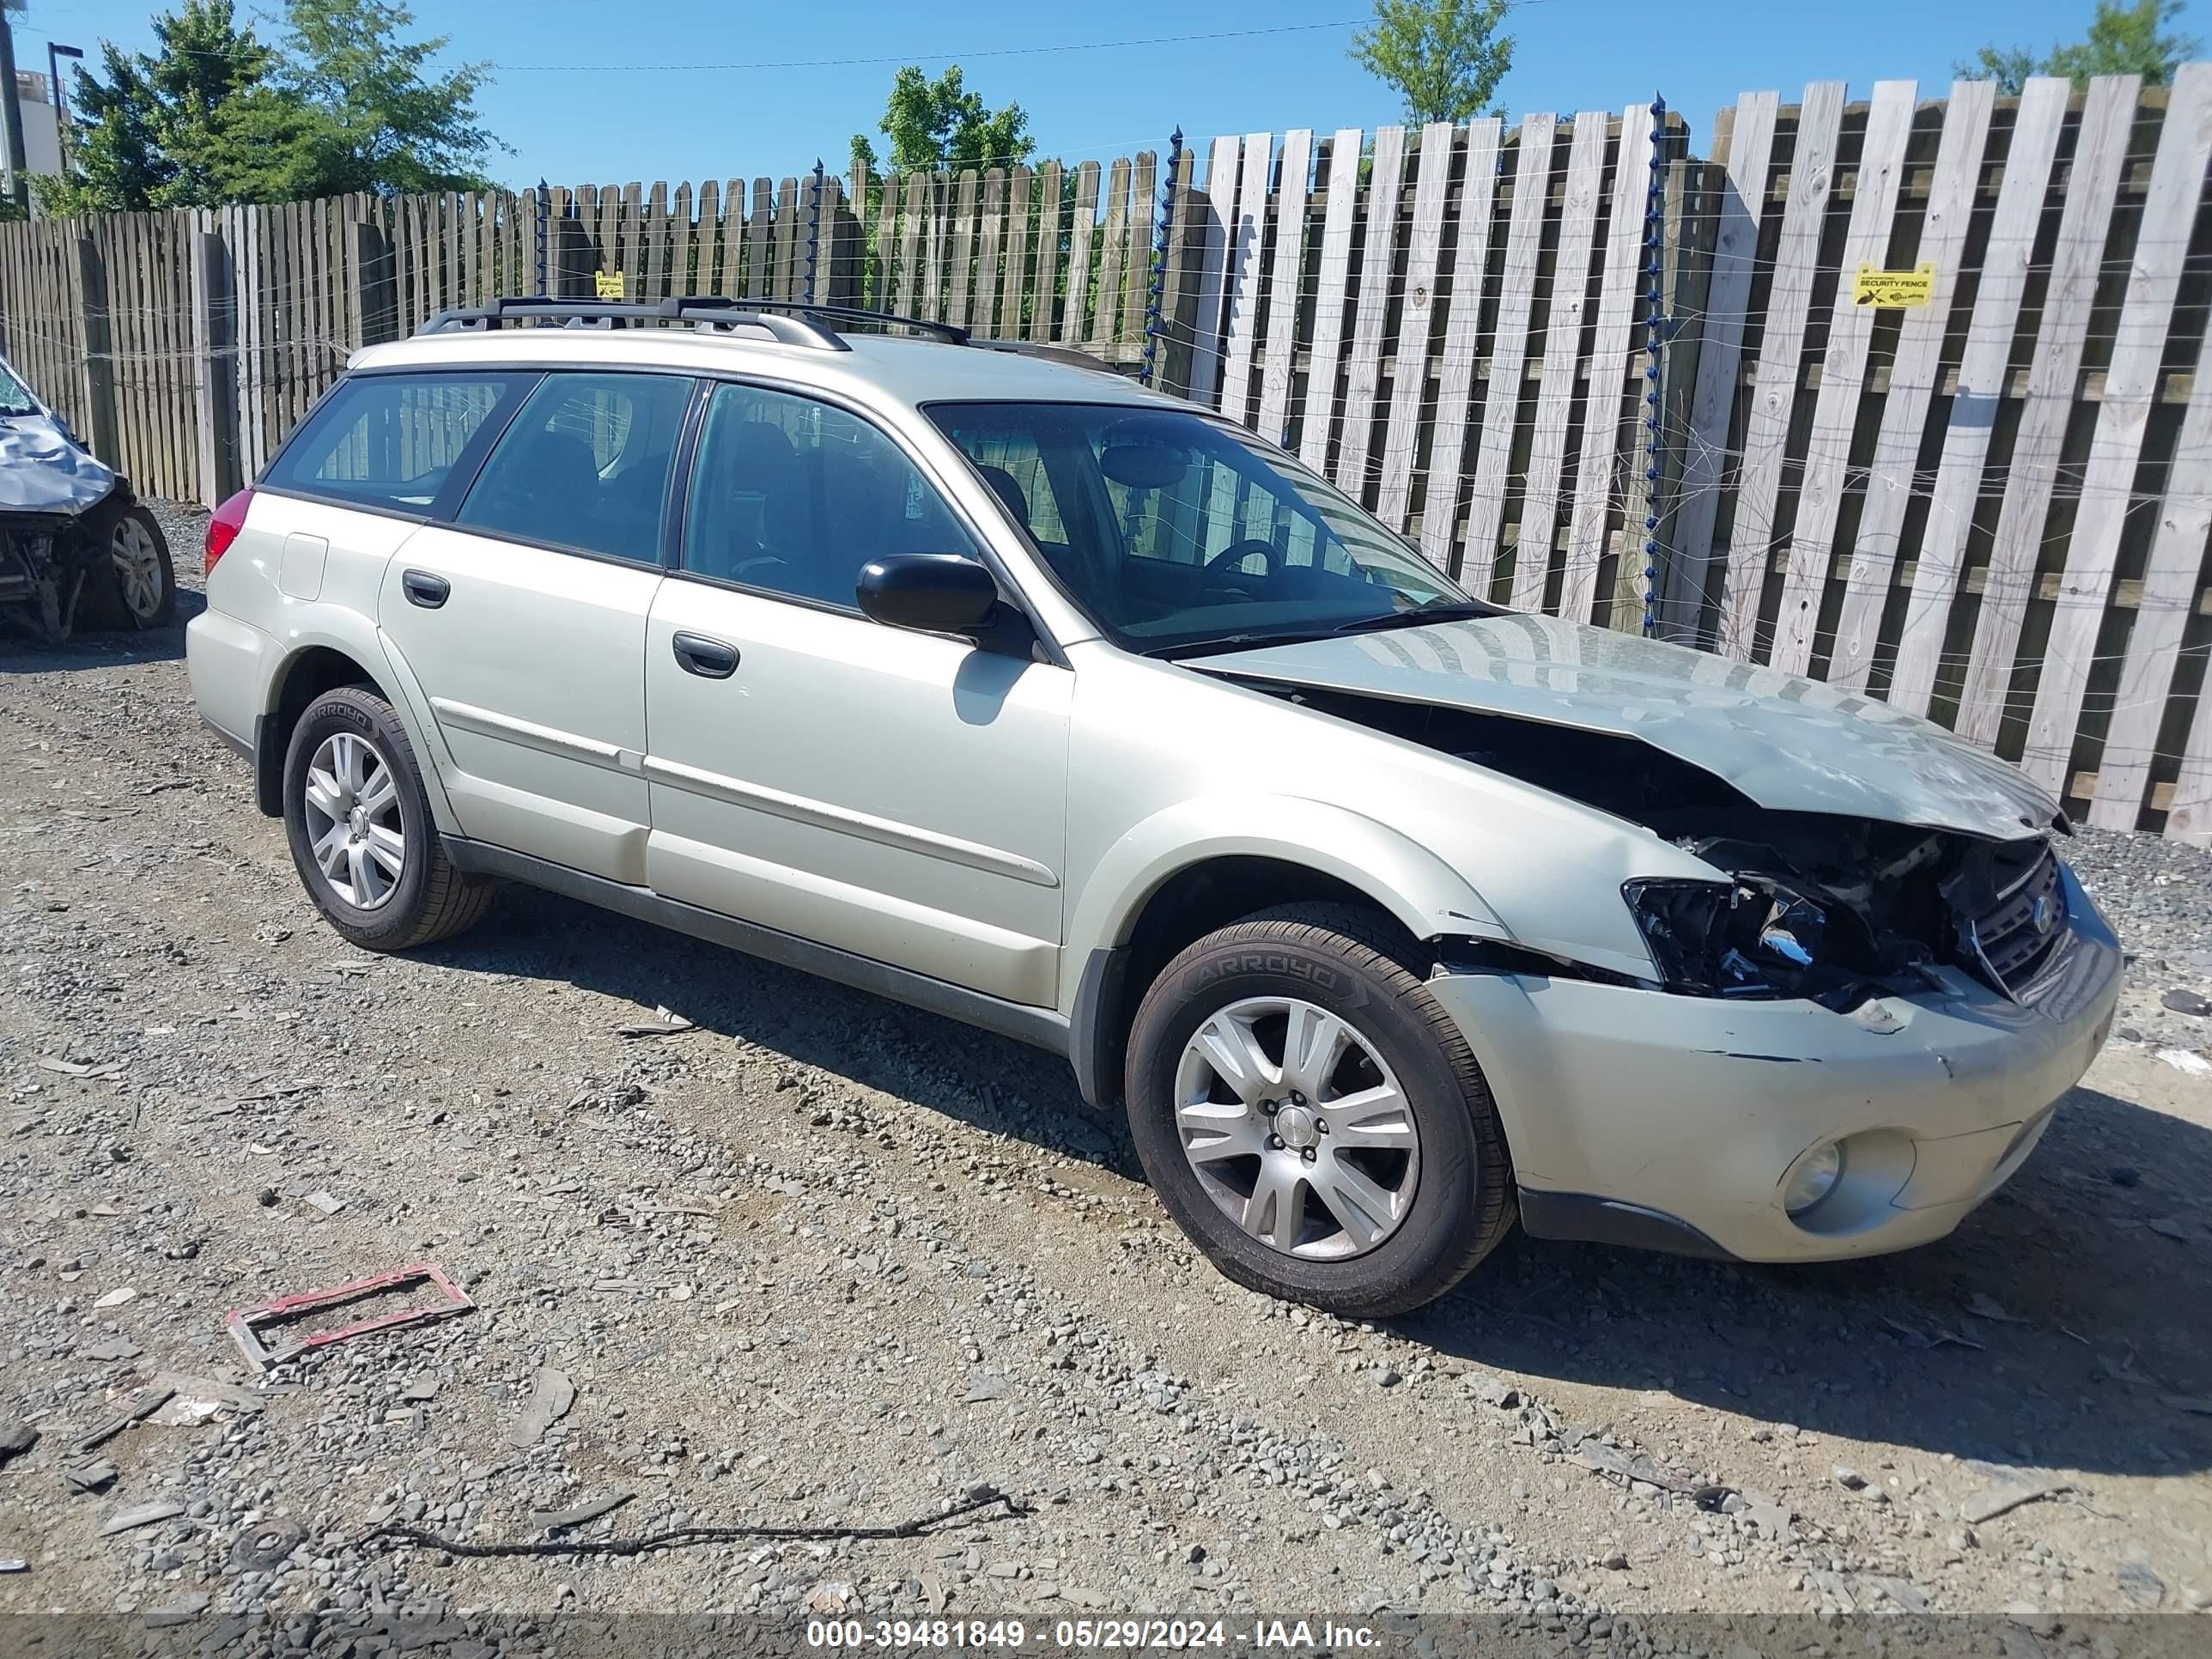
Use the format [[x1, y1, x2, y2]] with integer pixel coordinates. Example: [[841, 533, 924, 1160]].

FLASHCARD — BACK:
[[1967, 840, 2067, 996]]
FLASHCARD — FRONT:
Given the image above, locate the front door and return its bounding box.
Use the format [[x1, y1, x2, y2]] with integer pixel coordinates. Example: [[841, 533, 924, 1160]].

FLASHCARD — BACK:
[[641, 380, 1069, 1006]]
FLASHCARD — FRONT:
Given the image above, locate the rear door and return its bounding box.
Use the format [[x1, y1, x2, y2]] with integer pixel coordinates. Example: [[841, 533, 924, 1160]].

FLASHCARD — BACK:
[[375, 370, 696, 884]]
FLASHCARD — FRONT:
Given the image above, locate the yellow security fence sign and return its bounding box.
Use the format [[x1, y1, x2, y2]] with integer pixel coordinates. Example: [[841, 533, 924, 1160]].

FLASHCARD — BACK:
[[594, 270, 624, 301], [1853, 262, 1936, 309]]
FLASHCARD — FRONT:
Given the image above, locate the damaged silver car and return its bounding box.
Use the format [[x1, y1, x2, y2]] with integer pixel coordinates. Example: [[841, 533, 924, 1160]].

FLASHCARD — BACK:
[[0, 352, 176, 641], [185, 304, 2120, 1316]]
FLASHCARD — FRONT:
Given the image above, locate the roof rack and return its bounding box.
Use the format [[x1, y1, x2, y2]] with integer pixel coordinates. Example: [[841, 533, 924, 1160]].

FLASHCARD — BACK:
[[416, 295, 981, 352], [418, 295, 850, 349]]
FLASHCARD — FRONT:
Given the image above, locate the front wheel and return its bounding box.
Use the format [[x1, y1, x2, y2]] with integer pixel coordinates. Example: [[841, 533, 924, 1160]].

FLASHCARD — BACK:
[[1124, 904, 1516, 1316], [282, 686, 494, 951], [78, 506, 176, 631]]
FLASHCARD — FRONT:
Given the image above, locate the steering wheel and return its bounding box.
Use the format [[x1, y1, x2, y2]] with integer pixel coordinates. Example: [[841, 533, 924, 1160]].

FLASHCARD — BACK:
[[1201, 538, 1278, 581]]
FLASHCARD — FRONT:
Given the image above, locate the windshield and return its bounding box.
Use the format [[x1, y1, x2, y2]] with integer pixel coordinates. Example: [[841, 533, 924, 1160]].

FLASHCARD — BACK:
[[927, 401, 1480, 654], [0, 361, 41, 418]]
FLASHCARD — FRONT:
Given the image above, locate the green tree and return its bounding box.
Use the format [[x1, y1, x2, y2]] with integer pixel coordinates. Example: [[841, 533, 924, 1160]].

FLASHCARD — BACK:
[[261, 0, 501, 197], [40, 0, 501, 214], [36, 0, 293, 215], [1957, 0, 2201, 93], [849, 64, 1033, 177], [1350, 0, 1515, 125]]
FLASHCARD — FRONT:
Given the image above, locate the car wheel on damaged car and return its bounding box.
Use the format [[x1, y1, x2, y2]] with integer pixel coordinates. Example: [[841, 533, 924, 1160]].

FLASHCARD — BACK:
[[186, 298, 2123, 1317]]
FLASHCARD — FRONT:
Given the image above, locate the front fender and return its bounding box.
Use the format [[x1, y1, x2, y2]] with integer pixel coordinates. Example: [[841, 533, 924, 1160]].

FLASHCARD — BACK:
[[1065, 793, 1513, 975]]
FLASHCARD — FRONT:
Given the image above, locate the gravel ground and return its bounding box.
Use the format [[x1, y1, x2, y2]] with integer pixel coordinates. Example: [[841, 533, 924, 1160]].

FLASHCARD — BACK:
[[2, 501, 2209, 1648]]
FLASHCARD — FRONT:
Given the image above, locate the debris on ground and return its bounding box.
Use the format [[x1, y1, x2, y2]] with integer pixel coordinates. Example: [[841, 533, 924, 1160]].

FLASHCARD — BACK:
[[617, 1006, 696, 1037], [146, 1373, 264, 1425], [507, 1367, 576, 1448], [360, 1486, 1023, 1559], [226, 1261, 474, 1369], [2154, 1048, 2211, 1075], [2161, 988, 2212, 1018], [72, 1384, 173, 1453], [38, 1055, 125, 1079], [1960, 1469, 2074, 1525], [100, 1500, 185, 1536], [532, 1491, 634, 1531]]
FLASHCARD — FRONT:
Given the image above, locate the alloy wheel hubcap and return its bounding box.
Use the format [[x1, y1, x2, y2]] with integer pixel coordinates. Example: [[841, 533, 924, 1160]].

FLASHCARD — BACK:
[[112, 518, 163, 620], [1172, 995, 1419, 1261], [301, 732, 405, 909]]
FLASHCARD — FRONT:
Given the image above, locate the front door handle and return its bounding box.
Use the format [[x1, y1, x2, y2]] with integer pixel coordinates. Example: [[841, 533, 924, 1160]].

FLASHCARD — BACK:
[[401, 568, 450, 609], [672, 631, 738, 679]]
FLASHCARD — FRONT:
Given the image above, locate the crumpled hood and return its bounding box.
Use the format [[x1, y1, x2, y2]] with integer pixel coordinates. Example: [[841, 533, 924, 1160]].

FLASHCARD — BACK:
[[0, 413, 115, 514], [1201, 611, 2059, 841]]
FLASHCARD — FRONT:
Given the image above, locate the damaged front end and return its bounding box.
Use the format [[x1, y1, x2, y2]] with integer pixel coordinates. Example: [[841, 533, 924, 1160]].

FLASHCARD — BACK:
[[0, 354, 149, 641], [1263, 684, 2072, 1012], [1623, 823, 2066, 1012]]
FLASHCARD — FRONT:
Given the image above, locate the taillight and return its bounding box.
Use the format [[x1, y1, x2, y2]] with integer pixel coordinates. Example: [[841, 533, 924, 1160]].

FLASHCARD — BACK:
[[204, 487, 252, 575]]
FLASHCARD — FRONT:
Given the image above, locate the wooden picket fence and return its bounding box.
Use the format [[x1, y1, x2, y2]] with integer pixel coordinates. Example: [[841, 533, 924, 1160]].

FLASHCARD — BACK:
[[3, 70, 2209, 841]]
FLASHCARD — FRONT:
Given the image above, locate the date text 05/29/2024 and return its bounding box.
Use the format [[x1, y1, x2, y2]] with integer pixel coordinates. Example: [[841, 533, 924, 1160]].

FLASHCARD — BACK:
[[804, 1620, 1380, 1650]]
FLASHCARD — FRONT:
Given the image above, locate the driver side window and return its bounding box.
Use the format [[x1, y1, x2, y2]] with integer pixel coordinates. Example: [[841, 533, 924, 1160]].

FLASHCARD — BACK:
[[682, 382, 974, 609]]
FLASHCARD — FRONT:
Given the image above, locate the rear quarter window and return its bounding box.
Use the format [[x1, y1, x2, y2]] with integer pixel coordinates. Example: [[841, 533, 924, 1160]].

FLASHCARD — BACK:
[[264, 372, 528, 513]]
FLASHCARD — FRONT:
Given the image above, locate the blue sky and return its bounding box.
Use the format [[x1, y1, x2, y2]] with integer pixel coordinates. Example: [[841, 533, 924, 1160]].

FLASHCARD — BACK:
[[10, 0, 2160, 186]]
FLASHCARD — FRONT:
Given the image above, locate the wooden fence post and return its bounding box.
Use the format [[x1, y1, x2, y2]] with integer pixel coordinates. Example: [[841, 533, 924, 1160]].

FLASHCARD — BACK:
[[1156, 146, 1204, 397], [351, 218, 397, 345], [1632, 149, 1716, 635], [72, 234, 120, 465], [190, 222, 240, 506]]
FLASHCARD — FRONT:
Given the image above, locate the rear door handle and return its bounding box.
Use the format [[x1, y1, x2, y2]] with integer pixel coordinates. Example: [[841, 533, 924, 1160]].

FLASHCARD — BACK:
[[672, 631, 738, 679], [401, 569, 450, 609]]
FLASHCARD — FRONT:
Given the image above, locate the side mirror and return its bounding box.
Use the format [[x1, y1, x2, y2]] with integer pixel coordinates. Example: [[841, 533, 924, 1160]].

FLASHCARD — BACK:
[[856, 554, 1002, 636]]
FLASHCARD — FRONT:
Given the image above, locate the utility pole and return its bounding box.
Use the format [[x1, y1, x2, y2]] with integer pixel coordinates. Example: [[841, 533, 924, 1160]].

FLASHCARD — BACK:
[[0, 13, 27, 216]]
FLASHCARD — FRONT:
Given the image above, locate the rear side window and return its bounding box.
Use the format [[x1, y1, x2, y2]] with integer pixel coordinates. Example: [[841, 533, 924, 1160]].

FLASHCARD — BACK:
[[264, 373, 522, 512], [454, 372, 694, 564]]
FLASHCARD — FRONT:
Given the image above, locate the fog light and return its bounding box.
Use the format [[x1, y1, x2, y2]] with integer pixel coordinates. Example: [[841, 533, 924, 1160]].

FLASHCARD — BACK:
[[1784, 1142, 1844, 1217]]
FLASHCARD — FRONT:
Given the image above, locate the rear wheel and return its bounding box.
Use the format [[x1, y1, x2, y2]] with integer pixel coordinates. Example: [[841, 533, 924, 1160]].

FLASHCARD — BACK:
[[283, 686, 493, 951], [1124, 903, 1515, 1316]]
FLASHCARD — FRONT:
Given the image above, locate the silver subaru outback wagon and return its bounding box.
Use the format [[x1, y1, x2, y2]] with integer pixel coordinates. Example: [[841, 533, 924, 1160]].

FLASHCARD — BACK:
[[187, 298, 2120, 1316]]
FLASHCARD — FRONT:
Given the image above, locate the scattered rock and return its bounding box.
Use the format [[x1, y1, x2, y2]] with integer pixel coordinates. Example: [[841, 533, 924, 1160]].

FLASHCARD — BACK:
[[100, 1501, 184, 1536], [76, 1337, 141, 1363], [302, 1190, 343, 1215], [62, 1461, 117, 1493], [142, 1592, 210, 1627], [0, 1420, 37, 1465], [532, 1491, 633, 1531], [2118, 1550, 2166, 1608], [507, 1367, 575, 1447], [2160, 988, 2212, 1018], [1834, 1466, 1868, 1491]]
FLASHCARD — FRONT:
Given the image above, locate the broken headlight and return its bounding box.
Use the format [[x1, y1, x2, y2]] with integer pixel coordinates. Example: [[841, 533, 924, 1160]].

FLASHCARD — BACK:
[[1622, 878, 1834, 999]]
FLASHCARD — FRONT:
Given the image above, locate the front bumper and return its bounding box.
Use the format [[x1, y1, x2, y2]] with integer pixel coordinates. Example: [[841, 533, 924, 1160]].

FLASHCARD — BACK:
[[1428, 864, 2122, 1262]]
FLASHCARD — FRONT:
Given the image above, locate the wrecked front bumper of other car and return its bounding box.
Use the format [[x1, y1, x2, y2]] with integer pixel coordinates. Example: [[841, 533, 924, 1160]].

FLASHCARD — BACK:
[[1430, 862, 2121, 1263]]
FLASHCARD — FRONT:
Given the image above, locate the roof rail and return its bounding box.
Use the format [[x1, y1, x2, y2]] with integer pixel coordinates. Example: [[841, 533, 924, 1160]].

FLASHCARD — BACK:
[[728, 298, 970, 346], [417, 295, 849, 351], [967, 338, 1122, 376], [416, 295, 987, 351]]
